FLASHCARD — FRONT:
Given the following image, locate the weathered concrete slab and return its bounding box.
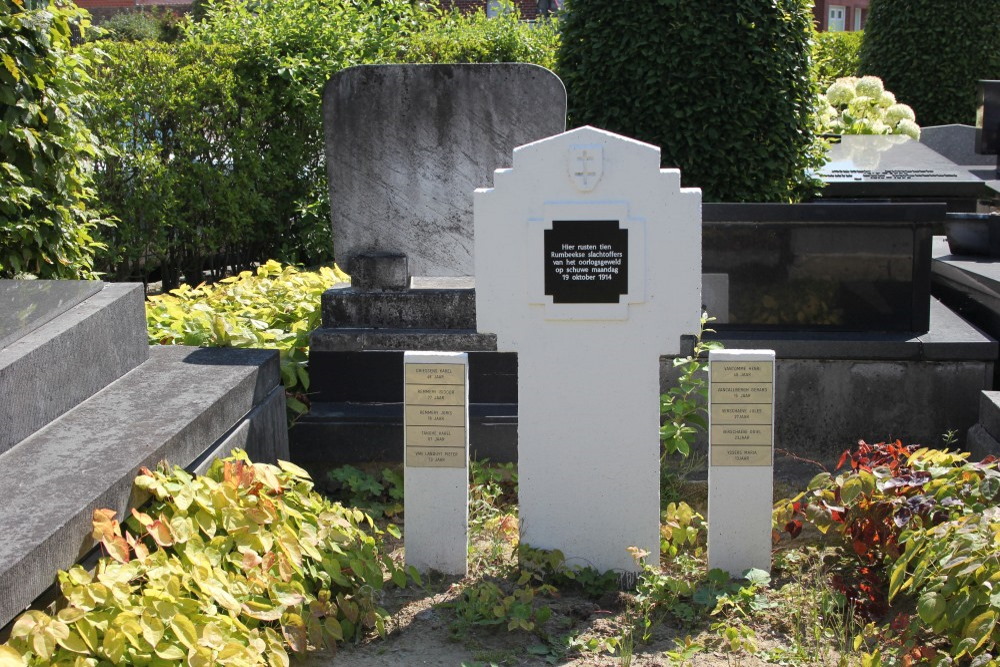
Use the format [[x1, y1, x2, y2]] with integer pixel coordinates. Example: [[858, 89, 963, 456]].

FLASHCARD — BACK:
[[0, 345, 283, 628], [0, 282, 148, 455], [323, 64, 566, 277]]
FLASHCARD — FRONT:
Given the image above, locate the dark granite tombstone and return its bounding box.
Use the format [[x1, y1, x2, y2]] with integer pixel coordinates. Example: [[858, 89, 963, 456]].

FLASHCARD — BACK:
[[816, 135, 995, 213], [977, 80, 1000, 177], [702, 203, 940, 333]]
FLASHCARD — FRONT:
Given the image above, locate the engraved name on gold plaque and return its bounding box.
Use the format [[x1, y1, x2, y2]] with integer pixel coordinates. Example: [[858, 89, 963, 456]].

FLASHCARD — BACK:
[[709, 361, 773, 383], [406, 447, 465, 468], [405, 405, 466, 427], [404, 360, 467, 469], [405, 364, 466, 385], [404, 384, 465, 406], [710, 425, 772, 446], [710, 404, 773, 425], [710, 382, 773, 404], [712, 446, 772, 467]]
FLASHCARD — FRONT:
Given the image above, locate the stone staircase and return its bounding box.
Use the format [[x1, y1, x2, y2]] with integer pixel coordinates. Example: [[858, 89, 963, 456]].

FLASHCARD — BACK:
[[0, 280, 287, 629]]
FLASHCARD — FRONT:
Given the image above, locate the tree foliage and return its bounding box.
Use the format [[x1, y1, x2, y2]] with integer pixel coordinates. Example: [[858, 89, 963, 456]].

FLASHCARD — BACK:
[[557, 0, 824, 203], [859, 0, 1000, 126], [811, 29, 862, 88], [0, 0, 108, 279]]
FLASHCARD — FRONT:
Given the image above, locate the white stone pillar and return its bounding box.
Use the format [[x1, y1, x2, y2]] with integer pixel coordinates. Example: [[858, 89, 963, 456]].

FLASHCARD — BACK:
[[707, 349, 775, 577], [403, 351, 469, 575]]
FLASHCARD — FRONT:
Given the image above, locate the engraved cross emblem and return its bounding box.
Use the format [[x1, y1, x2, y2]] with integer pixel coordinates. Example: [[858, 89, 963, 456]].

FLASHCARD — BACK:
[[568, 145, 603, 192]]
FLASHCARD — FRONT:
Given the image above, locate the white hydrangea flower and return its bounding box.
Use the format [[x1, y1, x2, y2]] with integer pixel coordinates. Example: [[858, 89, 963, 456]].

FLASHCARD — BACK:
[[870, 120, 890, 134], [826, 81, 856, 107], [856, 76, 885, 98], [848, 95, 877, 117], [878, 91, 896, 108], [896, 118, 921, 140], [885, 103, 916, 125]]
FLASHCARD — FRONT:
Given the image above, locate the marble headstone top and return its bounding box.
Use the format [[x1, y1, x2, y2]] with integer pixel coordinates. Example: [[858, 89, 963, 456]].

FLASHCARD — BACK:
[[323, 64, 566, 278]]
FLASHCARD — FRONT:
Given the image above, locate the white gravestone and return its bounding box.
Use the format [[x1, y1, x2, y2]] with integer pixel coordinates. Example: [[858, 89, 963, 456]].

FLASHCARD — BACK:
[[707, 349, 775, 577], [403, 351, 469, 575], [474, 126, 702, 574]]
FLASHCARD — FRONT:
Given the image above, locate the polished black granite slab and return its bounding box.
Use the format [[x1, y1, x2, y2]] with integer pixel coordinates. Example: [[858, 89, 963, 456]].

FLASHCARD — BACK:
[[815, 135, 991, 201], [0, 280, 103, 350], [703, 203, 941, 333]]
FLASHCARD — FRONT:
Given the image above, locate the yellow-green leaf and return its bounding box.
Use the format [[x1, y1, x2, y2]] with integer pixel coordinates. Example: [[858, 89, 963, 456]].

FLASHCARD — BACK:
[[170, 614, 198, 650], [154, 643, 186, 660], [0, 645, 26, 666], [2, 54, 20, 82], [963, 610, 996, 652], [56, 629, 90, 654]]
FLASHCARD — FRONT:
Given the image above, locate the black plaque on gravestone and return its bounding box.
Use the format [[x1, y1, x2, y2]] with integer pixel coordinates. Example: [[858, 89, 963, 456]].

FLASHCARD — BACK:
[[544, 220, 628, 304]]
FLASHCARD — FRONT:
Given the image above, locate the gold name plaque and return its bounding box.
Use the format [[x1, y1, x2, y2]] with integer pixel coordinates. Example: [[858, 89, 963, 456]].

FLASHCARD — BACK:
[[709, 355, 774, 467], [404, 359, 467, 468]]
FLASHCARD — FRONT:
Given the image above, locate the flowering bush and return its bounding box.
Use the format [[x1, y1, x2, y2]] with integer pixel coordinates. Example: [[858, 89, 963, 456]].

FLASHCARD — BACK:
[[817, 76, 920, 140]]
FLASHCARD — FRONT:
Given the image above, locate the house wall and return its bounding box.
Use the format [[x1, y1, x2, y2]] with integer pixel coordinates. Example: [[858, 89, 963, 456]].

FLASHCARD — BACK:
[[813, 0, 869, 31]]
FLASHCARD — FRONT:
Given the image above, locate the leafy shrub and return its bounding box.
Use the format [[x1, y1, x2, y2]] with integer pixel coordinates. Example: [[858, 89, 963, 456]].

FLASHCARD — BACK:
[[558, 0, 824, 202], [0, 451, 410, 664], [818, 75, 920, 139], [891, 509, 1000, 663], [145, 261, 348, 418], [811, 30, 862, 88], [326, 465, 404, 519], [0, 0, 109, 279], [398, 4, 559, 69], [86, 40, 333, 288], [96, 9, 183, 43], [859, 0, 1000, 126], [776, 441, 1000, 631]]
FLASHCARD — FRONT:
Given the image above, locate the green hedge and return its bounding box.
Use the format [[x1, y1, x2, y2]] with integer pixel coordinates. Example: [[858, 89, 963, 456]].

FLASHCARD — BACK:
[[89, 40, 317, 288], [859, 0, 1000, 126], [812, 30, 862, 87], [557, 0, 823, 202], [398, 5, 559, 69], [0, 0, 109, 279]]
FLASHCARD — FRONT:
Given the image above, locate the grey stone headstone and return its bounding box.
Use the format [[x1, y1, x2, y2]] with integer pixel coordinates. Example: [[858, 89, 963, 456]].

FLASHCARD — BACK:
[[323, 64, 566, 277]]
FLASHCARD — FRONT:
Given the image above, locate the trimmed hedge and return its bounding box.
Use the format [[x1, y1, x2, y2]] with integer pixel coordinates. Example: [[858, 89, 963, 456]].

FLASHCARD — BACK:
[[859, 0, 1000, 126], [558, 0, 823, 203]]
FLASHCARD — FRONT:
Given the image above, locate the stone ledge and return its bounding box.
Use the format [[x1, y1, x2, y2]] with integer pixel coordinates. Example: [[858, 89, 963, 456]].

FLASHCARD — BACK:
[[310, 328, 497, 352], [321, 286, 477, 329], [0, 345, 283, 628], [0, 283, 148, 456], [706, 298, 996, 361]]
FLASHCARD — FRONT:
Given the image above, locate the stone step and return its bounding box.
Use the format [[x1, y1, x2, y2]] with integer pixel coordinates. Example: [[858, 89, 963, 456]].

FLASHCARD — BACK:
[[0, 282, 148, 456], [0, 345, 287, 629]]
